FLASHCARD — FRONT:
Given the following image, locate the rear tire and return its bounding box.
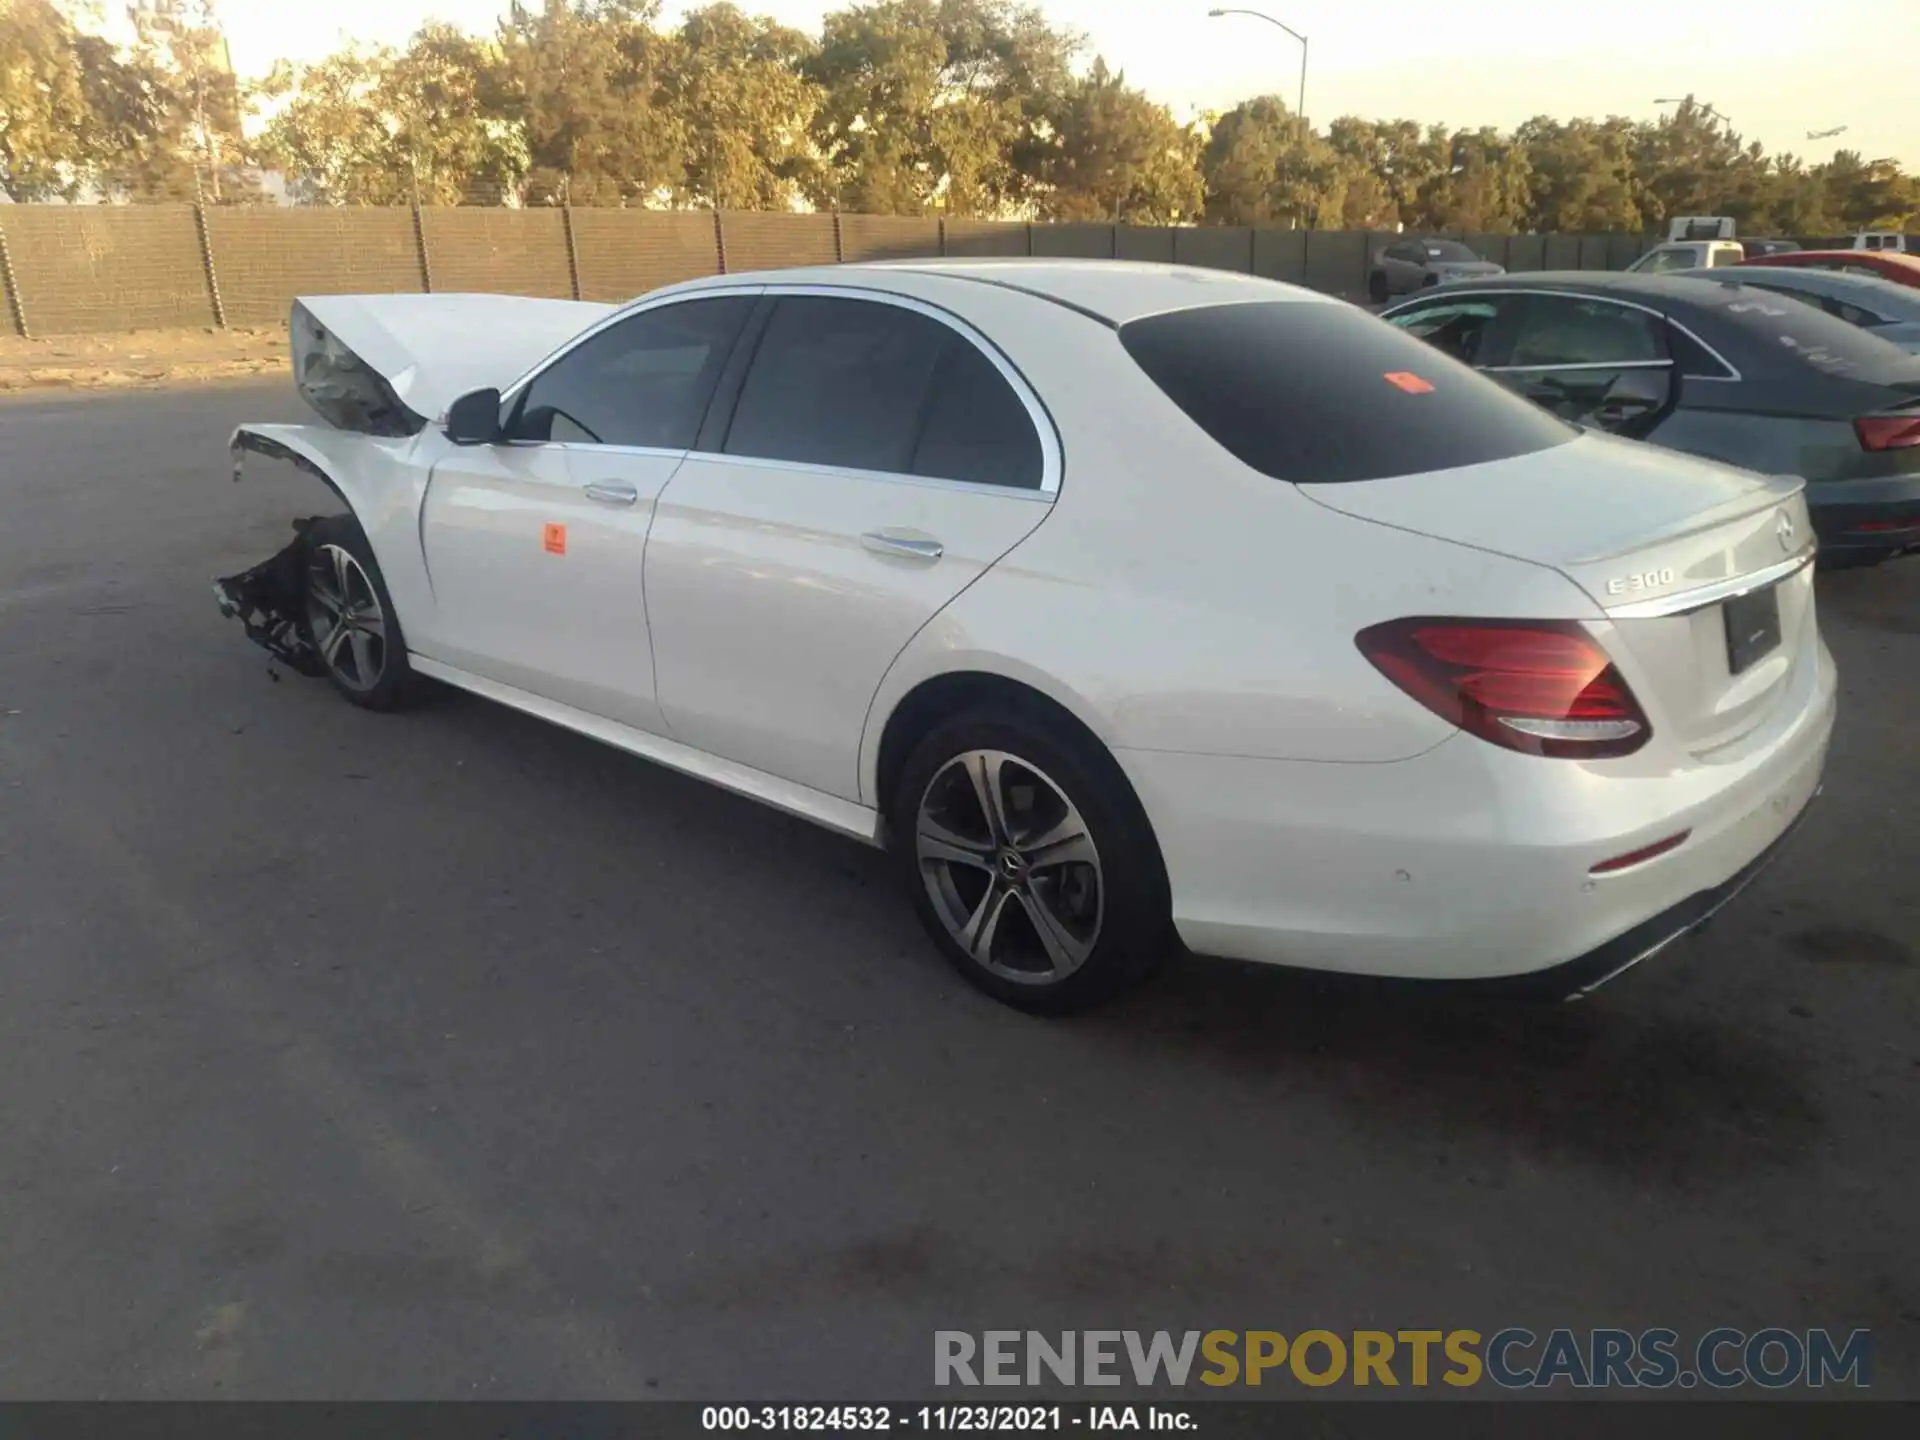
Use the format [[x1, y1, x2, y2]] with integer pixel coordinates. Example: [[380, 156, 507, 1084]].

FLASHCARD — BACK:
[[891, 704, 1171, 1015], [1367, 271, 1390, 305], [301, 514, 413, 712]]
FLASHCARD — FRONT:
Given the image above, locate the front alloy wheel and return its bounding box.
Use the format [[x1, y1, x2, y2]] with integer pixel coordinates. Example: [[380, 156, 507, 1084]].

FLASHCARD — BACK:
[[915, 749, 1106, 986], [305, 542, 387, 694]]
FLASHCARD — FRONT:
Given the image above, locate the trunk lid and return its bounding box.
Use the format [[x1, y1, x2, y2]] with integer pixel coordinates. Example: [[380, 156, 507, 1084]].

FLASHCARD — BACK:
[[291, 293, 614, 434], [1301, 431, 1819, 755]]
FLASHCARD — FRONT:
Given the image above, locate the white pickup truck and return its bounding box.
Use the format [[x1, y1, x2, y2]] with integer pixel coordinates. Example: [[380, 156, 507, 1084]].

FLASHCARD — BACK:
[[1626, 239, 1747, 274]]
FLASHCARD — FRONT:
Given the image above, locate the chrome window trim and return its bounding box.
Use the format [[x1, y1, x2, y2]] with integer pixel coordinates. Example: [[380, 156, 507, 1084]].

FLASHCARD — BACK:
[[1381, 286, 1744, 382], [1605, 546, 1817, 619], [670, 450, 1057, 502], [499, 279, 1063, 497], [1486, 360, 1674, 374]]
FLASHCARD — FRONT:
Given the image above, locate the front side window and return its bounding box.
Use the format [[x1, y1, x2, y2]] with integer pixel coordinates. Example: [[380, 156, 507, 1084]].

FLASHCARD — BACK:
[[1384, 298, 1503, 366], [1502, 295, 1668, 367], [725, 295, 1043, 488], [511, 295, 755, 448], [1121, 300, 1574, 486]]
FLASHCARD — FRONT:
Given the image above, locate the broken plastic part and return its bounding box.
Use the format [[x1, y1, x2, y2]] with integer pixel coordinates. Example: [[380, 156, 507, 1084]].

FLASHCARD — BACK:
[[211, 517, 330, 678]]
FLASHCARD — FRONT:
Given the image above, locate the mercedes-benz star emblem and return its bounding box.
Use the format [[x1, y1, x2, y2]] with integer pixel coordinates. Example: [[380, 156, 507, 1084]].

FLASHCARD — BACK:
[[1776, 510, 1796, 551]]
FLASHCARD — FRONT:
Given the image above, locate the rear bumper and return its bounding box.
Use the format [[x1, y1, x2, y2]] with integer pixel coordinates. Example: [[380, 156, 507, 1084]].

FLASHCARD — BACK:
[[1120, 632, 1837, 986], [1481, 786, 1818, 999], [1807, 472, 1920, 565]]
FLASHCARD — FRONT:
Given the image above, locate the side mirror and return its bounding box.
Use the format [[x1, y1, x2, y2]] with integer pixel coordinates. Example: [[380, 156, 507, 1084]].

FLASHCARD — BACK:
[[444, 387, 503, 445], [1590, 368, 1672, 432]]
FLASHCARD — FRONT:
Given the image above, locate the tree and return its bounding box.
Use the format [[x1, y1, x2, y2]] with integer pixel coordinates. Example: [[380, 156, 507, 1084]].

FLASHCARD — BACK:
[[112, 0, 254, 201], [254, 46, 398, 204], [1201, 95, 1335, 228], [1516, 117, 1641, 232], [804, 0, 1079, 216], [1820, 150, 1917, 231], [1415, 126, 1531, 232], [380, 24, 525, 204], [663, 4, 819, 210], [1028, 58, 1199, 223], [496, 0, 683, 206], [0, 0, 97, 200]]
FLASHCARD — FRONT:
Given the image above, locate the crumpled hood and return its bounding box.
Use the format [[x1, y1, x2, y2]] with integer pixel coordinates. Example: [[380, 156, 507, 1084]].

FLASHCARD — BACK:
[[292, 292, 614, 430]]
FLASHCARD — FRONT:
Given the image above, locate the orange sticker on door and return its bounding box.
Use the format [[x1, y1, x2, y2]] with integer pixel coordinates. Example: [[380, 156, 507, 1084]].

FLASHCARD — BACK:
[[1383, 371, 1435, 394], [543, 522, 567, 555]]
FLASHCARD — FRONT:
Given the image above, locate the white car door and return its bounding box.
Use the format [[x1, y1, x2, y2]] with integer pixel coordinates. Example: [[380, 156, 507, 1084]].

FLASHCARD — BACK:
[[644, 290, 1060, 802], [418, 294, 759, 733]]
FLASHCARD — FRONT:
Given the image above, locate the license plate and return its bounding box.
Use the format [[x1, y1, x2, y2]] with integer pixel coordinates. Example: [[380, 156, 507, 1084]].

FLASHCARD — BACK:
[[1724, 583, 1782, 674]]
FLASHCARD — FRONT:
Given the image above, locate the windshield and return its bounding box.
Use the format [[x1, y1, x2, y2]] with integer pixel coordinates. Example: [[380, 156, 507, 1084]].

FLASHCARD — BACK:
[[1119, 301, 1575, 485], [1421, 241, 1480, 262]]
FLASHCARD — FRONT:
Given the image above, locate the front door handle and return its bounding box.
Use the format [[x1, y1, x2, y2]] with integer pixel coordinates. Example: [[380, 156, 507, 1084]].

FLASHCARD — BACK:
[[584, 482, 639, 507], [861, 531, 944, 561]]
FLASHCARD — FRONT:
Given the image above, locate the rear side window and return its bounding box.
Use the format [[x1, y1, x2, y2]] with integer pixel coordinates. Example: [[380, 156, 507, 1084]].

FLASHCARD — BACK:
[[910, 339, 1044, 489], [724, 296, 1043, 487], [1120, 301, 1575, 485], [726, 297, 946, 472]]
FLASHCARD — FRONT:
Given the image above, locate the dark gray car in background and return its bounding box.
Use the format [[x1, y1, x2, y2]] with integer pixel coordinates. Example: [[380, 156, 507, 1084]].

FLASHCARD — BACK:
[[1381, 272, 1920, 566], [1685, 266, 1920, 352], [1367, 238, 1505, 303]]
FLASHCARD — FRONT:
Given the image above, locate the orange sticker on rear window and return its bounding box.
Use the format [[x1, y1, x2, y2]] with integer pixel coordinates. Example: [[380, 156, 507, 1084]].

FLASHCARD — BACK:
[[543, 522, 567, 555], [1384, 371, 1435, 394]]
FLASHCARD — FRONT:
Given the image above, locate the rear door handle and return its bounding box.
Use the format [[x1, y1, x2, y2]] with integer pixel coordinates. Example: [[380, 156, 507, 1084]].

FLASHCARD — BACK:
[[584, 482, 639, 507], [861, 531, 944, 561]]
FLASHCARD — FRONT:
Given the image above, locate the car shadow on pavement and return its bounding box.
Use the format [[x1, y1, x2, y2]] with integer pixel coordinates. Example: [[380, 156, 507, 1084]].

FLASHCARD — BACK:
[[1090, 950, 1822, 1189], [405, 685, 1822, 1194]]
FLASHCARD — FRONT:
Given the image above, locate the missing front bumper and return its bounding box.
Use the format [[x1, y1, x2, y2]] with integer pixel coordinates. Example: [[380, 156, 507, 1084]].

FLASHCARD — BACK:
[[212, 517, 330, 677]]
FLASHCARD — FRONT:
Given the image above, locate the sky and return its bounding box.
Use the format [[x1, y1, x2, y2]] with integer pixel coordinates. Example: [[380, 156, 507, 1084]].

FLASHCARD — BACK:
[[198, 0, 1916, 170]]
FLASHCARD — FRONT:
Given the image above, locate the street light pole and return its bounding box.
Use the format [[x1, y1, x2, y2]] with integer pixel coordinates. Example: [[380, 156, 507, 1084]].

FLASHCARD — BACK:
[[1208, 9, 1308, 140]]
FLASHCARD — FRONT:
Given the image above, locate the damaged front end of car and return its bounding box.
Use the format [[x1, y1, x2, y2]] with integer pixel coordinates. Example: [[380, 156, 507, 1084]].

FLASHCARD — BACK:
[[212, 516, 331, 678]]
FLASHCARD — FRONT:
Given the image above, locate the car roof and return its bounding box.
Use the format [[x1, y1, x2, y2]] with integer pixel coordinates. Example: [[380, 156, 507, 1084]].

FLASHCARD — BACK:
[[1746, 248, 1920, 272], [1422, 270, 1737, 303], [1693, 266, 1920, 315], [642, 258, 1333, 326]]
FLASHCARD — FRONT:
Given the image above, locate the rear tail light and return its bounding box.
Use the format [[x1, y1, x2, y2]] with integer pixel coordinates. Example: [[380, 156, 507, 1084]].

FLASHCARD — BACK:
[[1356, 618, 1651, 759], [1850, 515, 1920, 533], [1856, 415, 1920, 452]]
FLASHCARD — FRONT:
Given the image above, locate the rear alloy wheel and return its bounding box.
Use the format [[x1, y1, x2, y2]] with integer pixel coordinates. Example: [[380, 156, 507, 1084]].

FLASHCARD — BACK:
[[894, 708, 1170, 1014], [301, 515, 412, 711], [917, 749, 1104, 984]]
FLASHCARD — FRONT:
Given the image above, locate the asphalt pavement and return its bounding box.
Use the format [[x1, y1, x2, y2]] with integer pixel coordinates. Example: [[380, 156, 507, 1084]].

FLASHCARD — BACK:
[[1, 379, 1916, 1399]]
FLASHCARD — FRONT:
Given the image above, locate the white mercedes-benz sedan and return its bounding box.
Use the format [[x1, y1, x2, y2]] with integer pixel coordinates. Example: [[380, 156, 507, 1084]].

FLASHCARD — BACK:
[[216, 260, 1836, 1013]]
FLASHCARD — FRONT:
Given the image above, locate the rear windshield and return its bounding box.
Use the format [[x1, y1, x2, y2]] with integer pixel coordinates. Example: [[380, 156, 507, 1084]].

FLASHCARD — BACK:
[[1118, 300, 1575, 485], [1698, 282, 1920, 382]]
